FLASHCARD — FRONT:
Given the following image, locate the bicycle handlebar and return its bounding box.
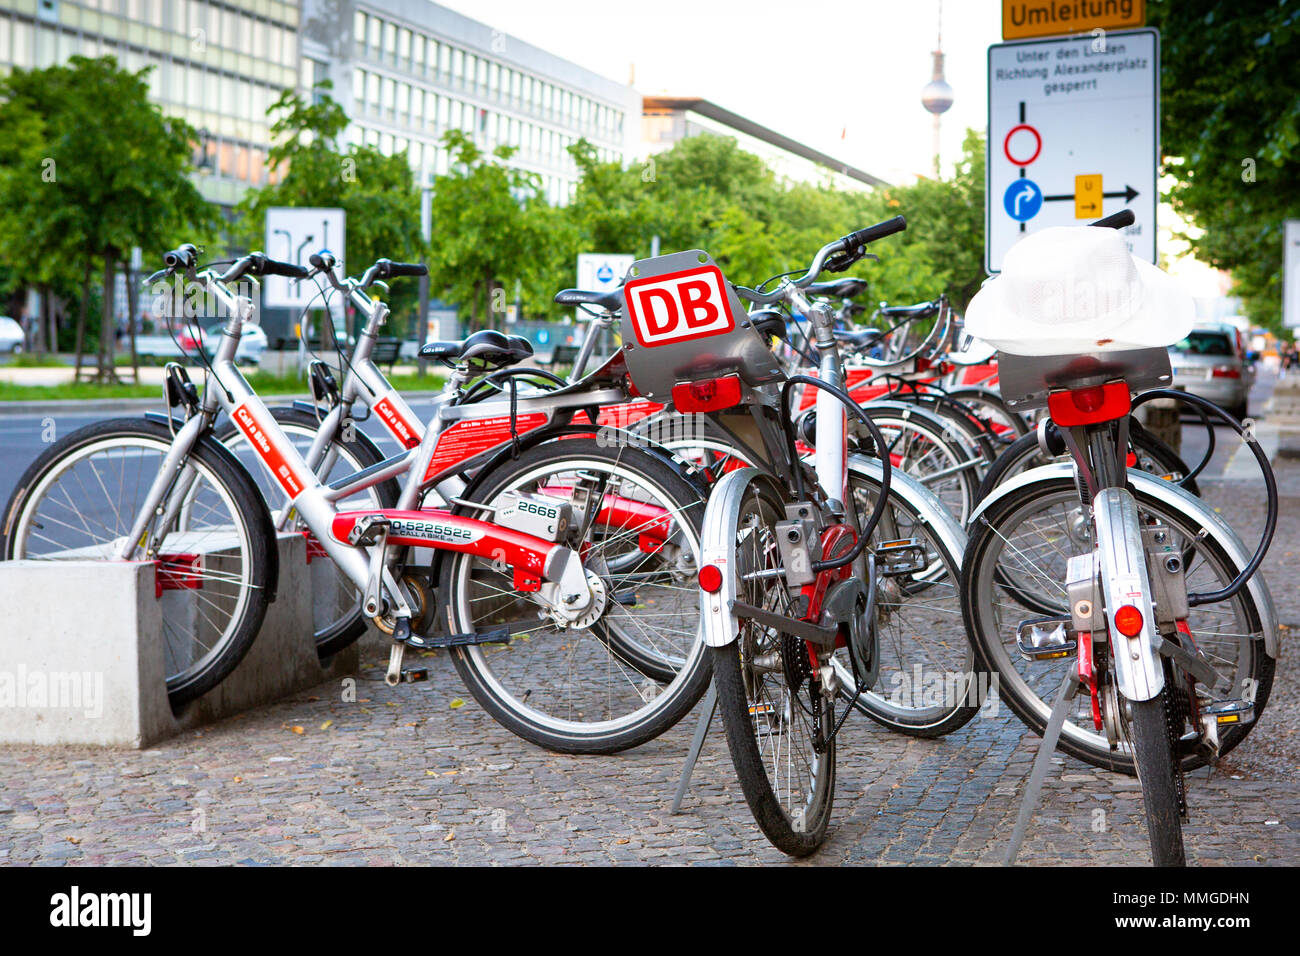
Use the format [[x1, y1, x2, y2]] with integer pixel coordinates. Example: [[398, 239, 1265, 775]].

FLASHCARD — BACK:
[[1090, 209, 1135, 229], [735, 216, 907, 305], [372, 258, 428, 280]]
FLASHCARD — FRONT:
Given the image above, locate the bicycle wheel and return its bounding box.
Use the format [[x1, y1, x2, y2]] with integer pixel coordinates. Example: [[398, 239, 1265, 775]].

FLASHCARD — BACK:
[[830, 463, 978, 737], [946, 386, 1031, 442], [216, 405, 399, 658], [1127, 688, 1187, 866], [862, 401, 982, 525], [439, 438, 708, 754], [2, 417, 275, 706], [710, 477, 835, 856], [961, 474, 1273, 772]]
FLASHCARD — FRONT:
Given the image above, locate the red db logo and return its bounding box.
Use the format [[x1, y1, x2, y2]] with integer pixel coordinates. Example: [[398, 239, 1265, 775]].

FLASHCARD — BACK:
[[624, 265, 735, 348]]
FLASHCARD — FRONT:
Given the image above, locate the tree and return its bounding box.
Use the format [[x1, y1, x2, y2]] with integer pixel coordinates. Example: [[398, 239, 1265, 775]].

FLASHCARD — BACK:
[[1149, 0, 1300, 331], [425, 130, 551, 331], [0, 56, 213, 381], [234, 84, 424, 335]]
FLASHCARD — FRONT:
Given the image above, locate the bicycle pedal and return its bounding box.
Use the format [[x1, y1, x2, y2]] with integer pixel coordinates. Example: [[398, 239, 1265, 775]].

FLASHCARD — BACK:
[[1203, 698, 1255, 726], [875, 537, 927, 577], [406, 627, 512, 649], [1015, 616, 1077, 661], [399, 666, 430, 683]]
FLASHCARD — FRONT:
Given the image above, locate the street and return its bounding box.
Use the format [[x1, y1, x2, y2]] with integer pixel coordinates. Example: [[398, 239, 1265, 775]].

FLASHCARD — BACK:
[[0, 372, 1293, 865]]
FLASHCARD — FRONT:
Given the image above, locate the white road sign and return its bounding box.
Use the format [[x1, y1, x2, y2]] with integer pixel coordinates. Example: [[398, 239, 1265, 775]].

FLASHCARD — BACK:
[[986, 28, 1158, 273], [577, 253, 634, 294], [264, 207, 345, 309], [1285, 220, 1300, 329]]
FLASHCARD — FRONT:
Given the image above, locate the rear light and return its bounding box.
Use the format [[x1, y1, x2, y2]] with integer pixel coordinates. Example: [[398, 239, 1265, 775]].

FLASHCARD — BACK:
[[1113, 604, 1144, 637], [698, 564, 724, 593], [1211, 365, 1241, 379], [671, 374, 743, 413], [1046, 381, 1131, 426]]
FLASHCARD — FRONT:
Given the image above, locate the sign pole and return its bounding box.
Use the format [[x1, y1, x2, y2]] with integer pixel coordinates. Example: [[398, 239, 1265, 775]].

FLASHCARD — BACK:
[[417, 169, 433, 378]]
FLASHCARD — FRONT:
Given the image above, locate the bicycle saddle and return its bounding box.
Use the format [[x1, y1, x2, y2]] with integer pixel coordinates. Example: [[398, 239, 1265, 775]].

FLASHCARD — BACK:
[[833, 328, 884, 350], [808, 277, 868, 299], [553, 287, 624, 312], [878, 300, 939, 319], [420, 330, 534, 370]]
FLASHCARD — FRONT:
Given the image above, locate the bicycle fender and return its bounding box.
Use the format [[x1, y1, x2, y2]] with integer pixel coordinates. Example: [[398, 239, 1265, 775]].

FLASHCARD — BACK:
[[970, 464, 1279, 659], [698, 467, 769, 648]]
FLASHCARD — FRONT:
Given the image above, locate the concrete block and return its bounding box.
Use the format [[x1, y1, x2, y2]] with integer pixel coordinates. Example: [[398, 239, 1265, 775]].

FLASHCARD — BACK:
[[0, 533, 356, 748]]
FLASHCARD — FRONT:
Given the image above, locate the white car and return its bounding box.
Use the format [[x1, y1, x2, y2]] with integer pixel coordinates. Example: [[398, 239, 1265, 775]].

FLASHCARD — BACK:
[[0, 316, 24, 353], [204, 322, 268, 365]]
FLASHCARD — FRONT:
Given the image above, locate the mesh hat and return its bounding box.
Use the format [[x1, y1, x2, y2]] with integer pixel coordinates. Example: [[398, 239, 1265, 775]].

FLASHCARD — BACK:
[[966, 226, 1193, 357]]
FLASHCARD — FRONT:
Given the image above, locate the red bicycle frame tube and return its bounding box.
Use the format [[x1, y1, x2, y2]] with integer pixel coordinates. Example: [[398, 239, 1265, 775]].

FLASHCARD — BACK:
[[330, 509, 563, 581]]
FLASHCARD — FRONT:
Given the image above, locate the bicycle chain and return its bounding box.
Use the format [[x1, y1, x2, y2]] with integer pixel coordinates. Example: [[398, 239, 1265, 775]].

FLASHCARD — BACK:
[[1164, 683, 1189, 817]]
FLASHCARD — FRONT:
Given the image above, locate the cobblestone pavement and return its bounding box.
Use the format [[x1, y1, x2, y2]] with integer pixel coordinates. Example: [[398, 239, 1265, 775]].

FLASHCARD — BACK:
[[0, 432, 1296, 867]]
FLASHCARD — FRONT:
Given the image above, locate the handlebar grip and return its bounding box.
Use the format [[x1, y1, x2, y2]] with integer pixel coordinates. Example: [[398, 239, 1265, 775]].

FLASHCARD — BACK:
[[374, 258, 428, 279], [309, 250, 337, 271], [163, 244, 198, 270], [250, 253, 309, 279], [842, 216, 907, 250], [1090, 210, 1135, 229]]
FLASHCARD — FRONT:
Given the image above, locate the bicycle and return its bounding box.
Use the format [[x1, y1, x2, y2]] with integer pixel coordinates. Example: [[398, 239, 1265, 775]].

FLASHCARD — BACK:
[[3, 248, 712, 755], [958, 214, 1277, 865]]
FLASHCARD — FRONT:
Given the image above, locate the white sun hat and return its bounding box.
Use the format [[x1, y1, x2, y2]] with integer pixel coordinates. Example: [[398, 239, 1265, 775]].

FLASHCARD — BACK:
[[965, 226, 1193, 357]]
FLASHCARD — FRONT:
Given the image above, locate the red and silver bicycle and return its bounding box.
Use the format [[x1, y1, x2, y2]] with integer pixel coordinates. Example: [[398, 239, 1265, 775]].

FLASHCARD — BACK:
[[2, 246, 710, 756]]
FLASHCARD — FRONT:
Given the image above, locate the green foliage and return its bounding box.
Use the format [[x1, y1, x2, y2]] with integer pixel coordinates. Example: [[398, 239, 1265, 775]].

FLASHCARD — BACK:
[[538, 130, 985, 319], [233, 83, 425, 326], [1149, 0, 1300, 331], [0, 56, 213, 374], [424, 130, 553, 328]]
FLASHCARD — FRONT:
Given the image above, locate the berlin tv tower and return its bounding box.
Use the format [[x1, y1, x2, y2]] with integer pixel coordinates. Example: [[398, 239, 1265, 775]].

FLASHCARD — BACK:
[[921, 1, 954, 178]]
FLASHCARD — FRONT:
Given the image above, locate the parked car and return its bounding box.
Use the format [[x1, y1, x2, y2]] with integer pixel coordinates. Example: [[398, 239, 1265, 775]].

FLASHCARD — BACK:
[[204, 322, 267, 365], [1168, 324, 1253, 420], [0, 316, 24, 353]]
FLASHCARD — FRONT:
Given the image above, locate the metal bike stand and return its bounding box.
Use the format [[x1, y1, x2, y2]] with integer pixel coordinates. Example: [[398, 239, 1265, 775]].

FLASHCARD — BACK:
[[1004, 672, 1080, 865], [669, 684, 718, 814]]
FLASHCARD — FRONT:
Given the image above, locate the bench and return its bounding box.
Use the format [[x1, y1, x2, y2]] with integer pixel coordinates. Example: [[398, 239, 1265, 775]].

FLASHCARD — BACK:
[[370, 336, 402, 371], [546, 344, 582, 367]]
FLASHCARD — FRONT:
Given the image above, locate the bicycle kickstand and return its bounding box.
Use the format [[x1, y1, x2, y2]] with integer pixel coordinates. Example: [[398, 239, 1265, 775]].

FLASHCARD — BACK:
[[1004, 672, 1080, 865]]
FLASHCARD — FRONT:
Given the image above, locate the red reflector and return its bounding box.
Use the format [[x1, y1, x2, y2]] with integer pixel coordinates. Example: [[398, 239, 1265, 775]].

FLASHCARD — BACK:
[[698, 564, 724, 593], [1046, 381, 1131, 426], [1211, 365, 1241, 379], [1125, 452, 1137, 468], [672, 374, 743, 413], [1113, 604, 1144, 637]]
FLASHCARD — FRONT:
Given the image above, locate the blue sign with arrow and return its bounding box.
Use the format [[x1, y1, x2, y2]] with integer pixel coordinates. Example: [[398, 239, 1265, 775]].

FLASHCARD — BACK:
[[595, 262, 615, 284], [1003, 180, 1043, 222]]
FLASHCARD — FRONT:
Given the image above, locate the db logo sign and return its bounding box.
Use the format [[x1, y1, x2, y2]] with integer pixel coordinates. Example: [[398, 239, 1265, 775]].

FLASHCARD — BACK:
[[624, 265, 735, 348]]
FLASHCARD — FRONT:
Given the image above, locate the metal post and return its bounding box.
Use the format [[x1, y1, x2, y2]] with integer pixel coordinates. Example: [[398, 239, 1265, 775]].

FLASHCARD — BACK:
[[417, 168, 433, 377]]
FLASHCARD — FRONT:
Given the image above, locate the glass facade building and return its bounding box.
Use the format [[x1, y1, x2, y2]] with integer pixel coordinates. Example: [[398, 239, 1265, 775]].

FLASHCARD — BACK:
[[0, 0, 302, 205], [299, 0, 640, 205]]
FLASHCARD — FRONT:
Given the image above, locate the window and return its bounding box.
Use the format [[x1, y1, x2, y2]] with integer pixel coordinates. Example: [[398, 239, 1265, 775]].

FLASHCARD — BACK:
[[438, 43, 450, 76], [366, 73, 380, 111], [382, 77, 395, 115], [411, 89, 424, 128], [353, 69, 365, 106], [396, 83, 410, 121], [466, 54, 477, 88], [383, 21, 395, 63], [451, 48, 463, 82], [354, 11, 367, 57], [367, 16, 381, 56], [413, 35, 425, 75], [398, 28, 410, 68]]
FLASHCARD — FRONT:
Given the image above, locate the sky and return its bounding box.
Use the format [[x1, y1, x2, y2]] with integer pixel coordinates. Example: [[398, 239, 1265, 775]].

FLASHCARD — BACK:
[[436, 0, 1005, 186]]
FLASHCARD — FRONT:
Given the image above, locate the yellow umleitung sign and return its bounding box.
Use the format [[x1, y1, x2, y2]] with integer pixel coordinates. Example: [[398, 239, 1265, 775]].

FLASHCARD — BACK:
[[1003, 0, 1145, 40], [1075, 174, 1103, 218]]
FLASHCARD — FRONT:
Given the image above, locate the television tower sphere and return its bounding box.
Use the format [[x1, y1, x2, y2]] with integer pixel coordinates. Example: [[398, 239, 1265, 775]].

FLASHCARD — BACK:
[[922, 50, 953, 114]]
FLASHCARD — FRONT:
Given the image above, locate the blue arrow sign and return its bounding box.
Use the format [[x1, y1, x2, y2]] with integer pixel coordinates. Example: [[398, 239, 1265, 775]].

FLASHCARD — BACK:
[[1003, 179, 1043, 222], [595, 262, 615, 284]]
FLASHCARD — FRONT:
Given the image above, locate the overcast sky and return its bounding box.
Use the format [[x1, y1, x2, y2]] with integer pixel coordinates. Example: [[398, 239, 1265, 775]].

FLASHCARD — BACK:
[[436, 0, 1005, 186]]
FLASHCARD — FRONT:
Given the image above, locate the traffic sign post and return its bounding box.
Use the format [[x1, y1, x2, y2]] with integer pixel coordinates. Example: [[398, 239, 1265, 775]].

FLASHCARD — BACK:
[[985, 28, 1158, 273], [1284, 220, 1300, 330], [574, 254, 634, 353], [264, 207, 346, 310]]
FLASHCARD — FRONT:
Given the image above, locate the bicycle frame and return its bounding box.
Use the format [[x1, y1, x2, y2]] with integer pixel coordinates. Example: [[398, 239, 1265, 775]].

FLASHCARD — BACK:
[[122, 269, 637, 633]]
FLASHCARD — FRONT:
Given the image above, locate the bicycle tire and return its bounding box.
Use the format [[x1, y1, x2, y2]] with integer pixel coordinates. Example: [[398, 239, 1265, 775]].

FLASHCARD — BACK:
[[961, 474, 1273, 773], [2, 417, 275, 707], [439, 438, 709, 754], [1128, 691, 1187, 866]]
